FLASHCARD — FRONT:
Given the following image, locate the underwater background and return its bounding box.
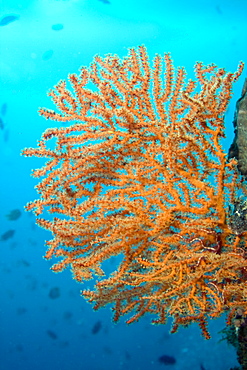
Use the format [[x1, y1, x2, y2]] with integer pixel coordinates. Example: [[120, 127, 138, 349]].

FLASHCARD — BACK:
[[1, 0, 247, 369]]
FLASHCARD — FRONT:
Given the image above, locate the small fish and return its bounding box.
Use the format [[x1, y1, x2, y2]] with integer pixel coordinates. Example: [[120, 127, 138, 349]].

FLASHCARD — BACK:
[[42, 49, 54, 61], [0, 117, 4, 130], [1, 103, 7, 116], [215, 5, 223, 15], [98, 0, 111, 3], [51, 23, 64, 31], [0, 229, 15, 241], [6, 209, 21, 221], [63, 311, 73, 320], [17, 307, 27, 315], [91, 320, 102, 334], [17, 259, 30, 267], [158, 354, 176, 365], [46, 330, 57, 340], [49, 286, 61, 299], [4, 128, 9, 142], [0, 15, 20, 26]]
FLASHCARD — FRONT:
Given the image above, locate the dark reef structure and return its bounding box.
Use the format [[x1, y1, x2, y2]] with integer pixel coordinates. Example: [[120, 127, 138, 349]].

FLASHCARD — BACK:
[[224, 78, 247, 370], [229, 78, 247, 176]]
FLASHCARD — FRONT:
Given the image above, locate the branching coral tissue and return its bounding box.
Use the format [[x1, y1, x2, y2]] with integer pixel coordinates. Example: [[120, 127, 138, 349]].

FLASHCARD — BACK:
[[22, 46, 247, 339]]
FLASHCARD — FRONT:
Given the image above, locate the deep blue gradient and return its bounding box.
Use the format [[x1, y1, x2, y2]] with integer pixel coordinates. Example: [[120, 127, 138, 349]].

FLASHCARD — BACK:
[[1, 0, 247, 369]]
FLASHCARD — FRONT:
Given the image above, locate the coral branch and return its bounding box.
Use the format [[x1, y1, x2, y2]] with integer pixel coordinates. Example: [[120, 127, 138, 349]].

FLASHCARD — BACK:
[[22, 46, 247, 339]]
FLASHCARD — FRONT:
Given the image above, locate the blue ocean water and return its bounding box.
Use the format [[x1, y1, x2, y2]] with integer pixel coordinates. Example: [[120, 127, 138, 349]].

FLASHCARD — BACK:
[[0, 0, 246, 369]]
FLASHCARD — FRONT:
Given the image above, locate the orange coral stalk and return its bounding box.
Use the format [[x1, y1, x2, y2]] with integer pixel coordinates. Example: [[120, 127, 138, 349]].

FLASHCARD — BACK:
[[22, 46, 246, 339]]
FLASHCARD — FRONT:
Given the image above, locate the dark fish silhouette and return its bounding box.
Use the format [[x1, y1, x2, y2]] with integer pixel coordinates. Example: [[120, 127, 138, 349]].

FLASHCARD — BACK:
[[158, 354, 176, 365], [46, 330, 57, 340], [6, 209, 21, 220], [91, 320, 102, 334], [17, 259, 30, 267], [1, 103, 7, 116], [51, 23, 64, 31], [0, 117, 4, 130], [0, 15, 19, 26], [49, 286, 61, 299], [0, 229, 15, 241]]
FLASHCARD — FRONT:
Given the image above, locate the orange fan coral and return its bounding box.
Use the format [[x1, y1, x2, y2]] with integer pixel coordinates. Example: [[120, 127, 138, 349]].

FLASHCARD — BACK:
[[22, 46, 247, 339]]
